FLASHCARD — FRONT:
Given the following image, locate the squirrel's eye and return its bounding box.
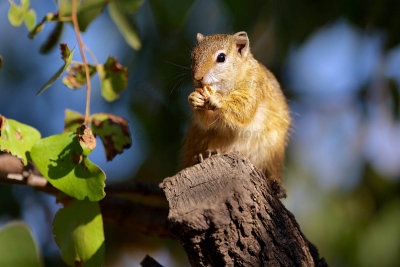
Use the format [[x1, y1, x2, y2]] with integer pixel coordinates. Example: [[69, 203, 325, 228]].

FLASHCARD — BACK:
[[216, 53, 226, 63]]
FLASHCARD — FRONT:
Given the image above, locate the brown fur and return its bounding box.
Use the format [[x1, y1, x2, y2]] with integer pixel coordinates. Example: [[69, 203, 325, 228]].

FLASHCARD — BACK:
[[183, 32, 290, 184]]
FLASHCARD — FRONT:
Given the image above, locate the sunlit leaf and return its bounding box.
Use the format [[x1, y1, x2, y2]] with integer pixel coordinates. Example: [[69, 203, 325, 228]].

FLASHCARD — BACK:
[[53, 199, 104, 267], [0, 222, 42, 267], [28, 13, 58, 39], [98, 57, 128, 102], [64, 109, 85, 133], [30, 132, 106, 201], [24, 9, 36, 31], [8, 0, 37, 31], [0, 115, 41, 165], [59, 0, 108, 32], [21, 0, 29, 11], [37, 44, 74, 95], [91, 113, 131, 161], [58, 0, 71, 17], [8, 2, 24, 26], [108, 1, 142, 50], [63, 63, 97, 89]]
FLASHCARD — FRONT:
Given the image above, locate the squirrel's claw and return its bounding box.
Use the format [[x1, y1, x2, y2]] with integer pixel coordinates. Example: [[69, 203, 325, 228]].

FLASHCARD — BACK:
[[188, 90, 206, 109], [193, 150, 220, 164], [194, 153, 204, 164]]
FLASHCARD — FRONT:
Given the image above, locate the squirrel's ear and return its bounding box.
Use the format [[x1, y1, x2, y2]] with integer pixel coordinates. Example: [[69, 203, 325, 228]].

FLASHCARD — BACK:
[[234, 31, 249, 57], [197, 33, 204, 43]]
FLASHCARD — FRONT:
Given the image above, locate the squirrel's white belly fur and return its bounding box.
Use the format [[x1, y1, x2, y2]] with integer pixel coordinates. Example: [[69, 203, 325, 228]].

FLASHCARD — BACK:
[[207, 102, 277, 170]]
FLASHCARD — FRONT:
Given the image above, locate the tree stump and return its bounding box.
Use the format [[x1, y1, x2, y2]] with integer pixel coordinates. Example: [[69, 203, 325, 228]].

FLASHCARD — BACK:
[[160, 152, 327, 267]]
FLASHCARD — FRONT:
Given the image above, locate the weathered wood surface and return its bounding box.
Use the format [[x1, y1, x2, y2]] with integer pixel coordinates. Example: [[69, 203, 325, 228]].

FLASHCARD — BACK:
[[160, 152, 327, 267]]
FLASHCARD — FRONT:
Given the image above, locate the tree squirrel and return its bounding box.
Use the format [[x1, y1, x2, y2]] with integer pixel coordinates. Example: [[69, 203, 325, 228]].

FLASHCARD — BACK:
[[183, 31, 290, 191]]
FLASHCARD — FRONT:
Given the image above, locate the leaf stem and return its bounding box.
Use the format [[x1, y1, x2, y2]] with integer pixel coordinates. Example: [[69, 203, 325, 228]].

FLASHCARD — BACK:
[[71, 60, 82, 65], [71, 0, 91, 125], [58, 16, 72, 22], [84, 45, 99, 66]]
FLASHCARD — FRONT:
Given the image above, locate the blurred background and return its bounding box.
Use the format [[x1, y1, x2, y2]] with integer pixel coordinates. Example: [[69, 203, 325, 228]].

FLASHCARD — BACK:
[[1, 0, 400, 266]]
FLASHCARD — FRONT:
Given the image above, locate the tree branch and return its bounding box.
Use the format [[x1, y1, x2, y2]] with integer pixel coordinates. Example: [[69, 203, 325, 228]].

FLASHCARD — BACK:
[[0, 152, 327, 266], [71, 0, 92, 124], [100, 196, 171, 238], [0, 153, 54, 191], [160, 152, 327, 266], [0, 154, 163, 196], [0, 153, 170, 237]]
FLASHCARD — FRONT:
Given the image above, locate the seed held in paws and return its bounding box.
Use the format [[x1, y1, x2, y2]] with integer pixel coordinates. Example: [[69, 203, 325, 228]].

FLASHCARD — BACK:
[[203, 85, 215, 97]]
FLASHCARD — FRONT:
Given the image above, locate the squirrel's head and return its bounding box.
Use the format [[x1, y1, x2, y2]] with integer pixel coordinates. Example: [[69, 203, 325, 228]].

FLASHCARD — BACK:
[[191, 31, 251, 94]]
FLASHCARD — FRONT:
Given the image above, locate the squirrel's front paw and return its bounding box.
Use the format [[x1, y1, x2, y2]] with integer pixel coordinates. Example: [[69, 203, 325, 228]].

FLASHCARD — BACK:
[[188, 89, 206, 109], [206, 94, 222, 110]]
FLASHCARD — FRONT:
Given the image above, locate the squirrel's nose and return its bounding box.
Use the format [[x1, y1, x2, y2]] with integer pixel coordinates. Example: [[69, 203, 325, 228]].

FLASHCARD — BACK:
[[194, 73, 203, 82]]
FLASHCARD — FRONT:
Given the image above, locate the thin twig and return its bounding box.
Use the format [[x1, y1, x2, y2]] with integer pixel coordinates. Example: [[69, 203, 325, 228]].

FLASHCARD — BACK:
[[71, 0, 92, 124], [84, 45, 99, 66], [106, 181, 165, 199], [100, 196, 171, 238], [0, 153, 171, 237], [58, 16, 72, 22], [0, 154, 164, 197], [71, 60, 82, 65]]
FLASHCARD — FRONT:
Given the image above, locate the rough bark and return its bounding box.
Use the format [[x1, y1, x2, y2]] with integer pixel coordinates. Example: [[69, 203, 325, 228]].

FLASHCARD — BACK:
[[160, 152, 327, 267], [100, 196, 171, 238]]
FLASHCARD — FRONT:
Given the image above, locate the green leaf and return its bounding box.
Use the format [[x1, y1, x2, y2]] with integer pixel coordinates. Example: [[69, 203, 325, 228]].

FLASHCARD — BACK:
[[8, 2, 24, 27], [91, 113, 131, 161], [0, 115, 41, 165], [30, 132, 106, 201], [8, 0, 37, 31], [24, 9, 36, 31], [39, 22, 64, 54], [108, 1, 142, 50], [62, 64, 97, 89], [59, 0, 108, 32], [98, 57, 128, 102], [37, 44, 74, 95], [28, 13, 58, 39], [0, 222, 42, 267], [40, 23, 63, 54], [77, 0, 108, 32], [53, 199, 104, 267], [21, 0, 29, 11], [64, 109, 85, 133], [117, 0, 144, 13]]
